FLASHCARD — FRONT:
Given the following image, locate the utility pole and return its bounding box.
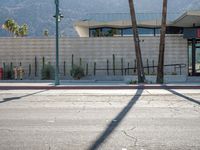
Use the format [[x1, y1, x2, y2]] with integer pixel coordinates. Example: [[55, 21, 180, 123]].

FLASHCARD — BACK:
[[157, 0, 168, 84], [128, 0, 145, 83]]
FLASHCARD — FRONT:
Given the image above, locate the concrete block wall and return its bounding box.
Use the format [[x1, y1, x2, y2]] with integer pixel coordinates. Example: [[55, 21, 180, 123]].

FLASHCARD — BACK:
[[0, 35, 188, 79]]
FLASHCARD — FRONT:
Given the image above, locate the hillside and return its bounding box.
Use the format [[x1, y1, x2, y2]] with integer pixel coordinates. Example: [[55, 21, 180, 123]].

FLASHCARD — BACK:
[[0, 0, 198, 37]]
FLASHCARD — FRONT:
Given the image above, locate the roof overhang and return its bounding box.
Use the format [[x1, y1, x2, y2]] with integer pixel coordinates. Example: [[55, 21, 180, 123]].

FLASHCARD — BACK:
[[74, 20, 163, 29], [171, 11, 200, 27]]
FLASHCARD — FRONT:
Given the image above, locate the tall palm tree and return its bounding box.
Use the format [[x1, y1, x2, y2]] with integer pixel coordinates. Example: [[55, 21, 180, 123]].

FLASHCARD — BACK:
[[43, 29, 49, 37], [157, 0, 168, 83], [19, 24, 28, 37], [128, 0, 145, 83], [2, 19, 16, 36]]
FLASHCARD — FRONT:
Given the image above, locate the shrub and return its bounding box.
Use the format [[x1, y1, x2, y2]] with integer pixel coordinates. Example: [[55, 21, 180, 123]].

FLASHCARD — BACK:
[[41, 64, 55, 80], [70, 65, 85, 80], [129, 80, 137, 84], [3, 66, 13, 80], [171, 72, 177, 75]]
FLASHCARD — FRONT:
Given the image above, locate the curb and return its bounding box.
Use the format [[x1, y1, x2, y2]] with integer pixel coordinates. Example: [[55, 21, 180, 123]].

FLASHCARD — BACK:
[[0, 85, 200, 90]]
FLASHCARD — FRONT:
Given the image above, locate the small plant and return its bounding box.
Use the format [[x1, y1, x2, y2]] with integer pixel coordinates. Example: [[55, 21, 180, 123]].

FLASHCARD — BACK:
[[3, 66, 13, 80], [129, 80, 137, 84], [41, 64, 55, 80], [171, 72, 177, 75], [149, 72, 156, 75], [70, 65, 85, 80]]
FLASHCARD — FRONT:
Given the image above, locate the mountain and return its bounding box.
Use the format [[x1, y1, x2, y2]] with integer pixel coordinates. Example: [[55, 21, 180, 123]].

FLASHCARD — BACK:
[[0, 0, 199, 37]]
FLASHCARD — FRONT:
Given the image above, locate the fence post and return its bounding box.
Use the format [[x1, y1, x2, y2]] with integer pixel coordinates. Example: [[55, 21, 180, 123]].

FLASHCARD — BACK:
[[71, 54, 74, 76], [128, 62, 130, 75], [134, 59, 137, 74], [152, 60, 155, 74], [94, 62, 96, 76], [113, 54, 115, 76], [147, 59, 149, 75], [107, 59, 109, 76], [64, 61, 66, 76], [121, 58, 124, 76], [10, 62, 13, 79], [79, 58, 82, 66], [179, 64, 182, 75], [86, 63, 88, 76], [42, 57, 45, 70], [72, 54, 74, 68], [35, 56, 37, 77], [29, 64, 31, 77]]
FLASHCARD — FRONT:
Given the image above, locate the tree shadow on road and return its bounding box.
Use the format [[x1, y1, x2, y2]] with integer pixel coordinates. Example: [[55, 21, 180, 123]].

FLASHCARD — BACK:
[[0, 90, 48, 104], [88, 89, 143, 150], [167, 89, 200, 105]]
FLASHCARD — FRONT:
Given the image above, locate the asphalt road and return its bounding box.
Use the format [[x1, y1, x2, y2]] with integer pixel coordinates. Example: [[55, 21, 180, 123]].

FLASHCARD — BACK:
[[0, 89, 200, 150]]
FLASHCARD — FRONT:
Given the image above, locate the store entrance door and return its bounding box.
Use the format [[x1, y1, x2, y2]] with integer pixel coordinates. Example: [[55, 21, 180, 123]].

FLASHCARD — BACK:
[[189, 40, 200, 76]]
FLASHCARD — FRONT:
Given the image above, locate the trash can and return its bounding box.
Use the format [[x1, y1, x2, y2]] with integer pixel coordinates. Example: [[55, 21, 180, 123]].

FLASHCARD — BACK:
[[0, 67, 3, 80]]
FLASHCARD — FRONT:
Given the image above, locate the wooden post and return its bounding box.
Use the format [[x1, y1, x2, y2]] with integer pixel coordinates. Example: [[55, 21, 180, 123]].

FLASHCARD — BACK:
[[35, 56, 37, 77], [29, 64, 31, 77], [113, 54, 115, 76], [128, 62, 130, 75], [94, 62, 96, 76], [147, 59, 149, 75], [157, 0, 168, 83], [152, 60, 155, 74], [129, 0, 145, 83], [72, 54, 74, 68], [107, 59, 109, 76], [64, 61, 66, 76], [79, 58, 82, 66], [86, 63, 88, 76], [42, 56, 45, 70], [121, 58, 124, 75]]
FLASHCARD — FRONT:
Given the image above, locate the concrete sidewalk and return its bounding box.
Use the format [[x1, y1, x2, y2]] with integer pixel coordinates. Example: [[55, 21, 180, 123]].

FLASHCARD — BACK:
[[0, 80, 200, 89]]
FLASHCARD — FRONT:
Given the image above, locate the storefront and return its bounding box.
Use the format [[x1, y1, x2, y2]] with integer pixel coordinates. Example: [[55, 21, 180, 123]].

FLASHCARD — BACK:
[[185, 28, 200, 76]]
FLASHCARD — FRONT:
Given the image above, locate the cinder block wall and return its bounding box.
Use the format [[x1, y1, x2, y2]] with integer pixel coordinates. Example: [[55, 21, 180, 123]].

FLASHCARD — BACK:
[[0, 35, 188, 79]]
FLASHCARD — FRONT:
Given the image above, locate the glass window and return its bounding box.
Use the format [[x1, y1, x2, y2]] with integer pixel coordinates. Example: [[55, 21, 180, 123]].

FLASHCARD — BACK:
[[122, 28, 133, 36], [138, 28, 154, 35], [89, 28, 101, 37]]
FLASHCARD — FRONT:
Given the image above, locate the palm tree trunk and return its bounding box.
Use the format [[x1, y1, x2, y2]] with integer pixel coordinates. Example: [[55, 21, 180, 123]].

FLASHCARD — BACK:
[[128, 0, 145, 83], [157, 0, 168, 83]]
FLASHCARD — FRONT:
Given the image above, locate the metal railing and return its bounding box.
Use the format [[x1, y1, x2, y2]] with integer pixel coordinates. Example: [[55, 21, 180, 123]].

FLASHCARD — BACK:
[[95, 63, 186, 76]]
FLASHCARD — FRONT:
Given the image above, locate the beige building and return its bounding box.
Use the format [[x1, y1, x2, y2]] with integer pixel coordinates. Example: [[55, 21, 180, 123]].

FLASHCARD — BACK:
[[74, 11, 200, 77], [0, 11, 200, 81]]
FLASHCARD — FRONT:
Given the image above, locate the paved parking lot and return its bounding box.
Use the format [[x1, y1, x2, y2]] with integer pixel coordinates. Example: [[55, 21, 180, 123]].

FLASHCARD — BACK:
[[0, 89, 200, 150]]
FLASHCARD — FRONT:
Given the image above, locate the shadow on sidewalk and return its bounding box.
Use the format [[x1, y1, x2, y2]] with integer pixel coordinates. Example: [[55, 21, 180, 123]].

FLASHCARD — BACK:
[[88, 89, 143, 150], [167, 89, 200, 105], [0, 90, 48, 104]]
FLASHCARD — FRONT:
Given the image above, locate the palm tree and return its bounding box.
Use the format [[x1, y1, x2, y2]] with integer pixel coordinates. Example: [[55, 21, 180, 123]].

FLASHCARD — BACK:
[[19, 24, 28, 37], [157, 0, 168, 83], [128, 0, 145, 83], [2, 19, 16, 36], [43, 29, 49, 37]]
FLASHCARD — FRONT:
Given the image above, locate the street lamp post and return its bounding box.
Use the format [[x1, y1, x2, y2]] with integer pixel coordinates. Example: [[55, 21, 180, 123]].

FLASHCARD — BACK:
[[54, 0, 63, 85]]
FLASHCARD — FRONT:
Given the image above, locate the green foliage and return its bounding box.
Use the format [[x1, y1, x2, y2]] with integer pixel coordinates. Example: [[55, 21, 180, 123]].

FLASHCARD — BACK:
[[129, 80, 137, 84], [43, 29, 49, 37], [2, 19, 28, 37], [171, 72, 177, 75], [70, 65, 85, 80], [41, 64, 55, 80], [3, 66, 13, 80]]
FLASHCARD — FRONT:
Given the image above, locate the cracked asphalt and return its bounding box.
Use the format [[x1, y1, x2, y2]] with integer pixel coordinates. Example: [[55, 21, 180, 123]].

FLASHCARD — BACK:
[[0, 89, 200, 150]]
